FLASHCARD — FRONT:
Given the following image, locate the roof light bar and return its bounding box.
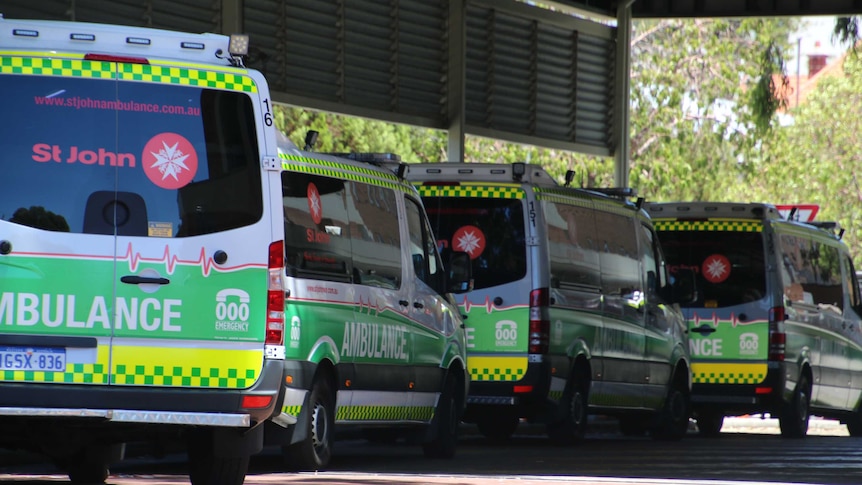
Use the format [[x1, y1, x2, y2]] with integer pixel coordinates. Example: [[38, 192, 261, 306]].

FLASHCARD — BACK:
[[181, 41, 205, 50], [70, 33, 95, 41], [126, 36, 151, 46], [13, 29, 38, 37]]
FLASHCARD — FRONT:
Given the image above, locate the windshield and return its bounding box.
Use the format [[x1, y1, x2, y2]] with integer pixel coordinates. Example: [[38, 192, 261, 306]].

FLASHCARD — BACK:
[[422, 197, 526, 290], [1, 67, 262, 237], [658, 230, 767, 307]]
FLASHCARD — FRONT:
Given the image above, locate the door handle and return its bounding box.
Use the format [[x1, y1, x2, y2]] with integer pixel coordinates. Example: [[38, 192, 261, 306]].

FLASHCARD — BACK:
[[121, 275, 170, 285], [691, 324, 716, 335], [413, 302, 424, 309]]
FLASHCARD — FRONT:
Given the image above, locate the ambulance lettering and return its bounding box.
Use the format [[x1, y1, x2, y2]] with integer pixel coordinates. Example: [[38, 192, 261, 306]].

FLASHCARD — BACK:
[[690, 336, 723, 356], [340, 322, 408, 360], [32, 143, 136, 167], [0, 292, 181, 331], [214, 288, 250, 332], [495, 320, 518, 347]]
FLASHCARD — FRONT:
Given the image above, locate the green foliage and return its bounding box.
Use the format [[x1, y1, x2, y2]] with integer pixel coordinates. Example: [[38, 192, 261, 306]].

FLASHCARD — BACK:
[[271, 16, 862, 265]]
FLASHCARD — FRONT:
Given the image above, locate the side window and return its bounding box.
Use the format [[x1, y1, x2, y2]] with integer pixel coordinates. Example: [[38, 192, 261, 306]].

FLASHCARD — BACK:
[[348, 183, 402, 289], [596, 210, 642, 321], [405, 197, 444, 294], [545, 200, 601, 289], [639, 222, 663, 296], [844, 255, 861, 312], [281, 172, 352, 282], [812, 242, 843, 312]]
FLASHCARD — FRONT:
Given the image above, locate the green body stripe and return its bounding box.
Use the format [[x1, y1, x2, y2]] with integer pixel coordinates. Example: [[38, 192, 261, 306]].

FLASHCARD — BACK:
[[653, 219, 763, 232], [0, 55, 257, 92], [415, 184, 524, 199], [280, 155, 414, 193]]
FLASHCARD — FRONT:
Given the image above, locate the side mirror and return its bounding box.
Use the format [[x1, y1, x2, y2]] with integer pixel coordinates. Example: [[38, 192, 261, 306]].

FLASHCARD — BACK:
[[445, 250, 473, 294], [668, 267, 697, 305]]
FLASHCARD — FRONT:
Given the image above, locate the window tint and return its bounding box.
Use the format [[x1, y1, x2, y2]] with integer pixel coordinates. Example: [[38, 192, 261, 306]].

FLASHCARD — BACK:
[[596, 211, 641, 321], [281, 171, 402, 288], [545, 200, 601, 289], [1, 71, 262, 237], [659, 230, 767, 308], [423, 197, 526, 290], [406, 197, 444, 294], [778, 233, 843, 312]]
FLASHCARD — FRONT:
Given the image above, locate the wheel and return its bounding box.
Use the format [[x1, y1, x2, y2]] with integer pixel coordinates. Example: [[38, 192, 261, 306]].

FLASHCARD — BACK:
[[283, 376, 335, 470], [54, 444, 119, 484], [57, 453, 109, 484], [475, 409, 519, 441], [846, 412, 862, 437], [187, 431, 249, 485], [696, 412, 725, 437], [651, 378, 691, 441], [546, 374, 588, 445], [779, 373, 811, 439], [423, 372, 461, 458], [618, 416, 650, 436]]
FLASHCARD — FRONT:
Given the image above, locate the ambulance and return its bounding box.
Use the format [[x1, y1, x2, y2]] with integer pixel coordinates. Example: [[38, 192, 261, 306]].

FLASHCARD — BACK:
[[0, 18, 285, 484], [648, 202, 862, 438], [264, 135, 472, 470], [408, 162, 695, 443]]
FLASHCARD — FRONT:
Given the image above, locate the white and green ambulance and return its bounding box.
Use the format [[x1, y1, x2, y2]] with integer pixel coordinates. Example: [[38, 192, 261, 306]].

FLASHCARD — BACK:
[[263, 135, 472, 470], [408, 162, 695, 443], [649, 202, 862, 438], [0, 18, 286, 484]]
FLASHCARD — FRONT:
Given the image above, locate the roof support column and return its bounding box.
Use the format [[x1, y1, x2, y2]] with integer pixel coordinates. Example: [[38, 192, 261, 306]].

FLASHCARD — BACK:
[[221, 0, 243, 35], [447, 0, 467, 162], [613, 2, 633, 188]]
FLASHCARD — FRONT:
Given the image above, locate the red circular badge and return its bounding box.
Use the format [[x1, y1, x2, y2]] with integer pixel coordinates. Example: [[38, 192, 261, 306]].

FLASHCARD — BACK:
[[307, 182, 323, 225], [702, 254, 731, 284], [452, 225, 486, 259], [142, 133, 198, 189]]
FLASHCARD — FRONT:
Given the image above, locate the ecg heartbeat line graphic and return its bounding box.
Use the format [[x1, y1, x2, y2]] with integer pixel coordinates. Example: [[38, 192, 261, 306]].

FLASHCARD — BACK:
[[458, 295, 527, 313]]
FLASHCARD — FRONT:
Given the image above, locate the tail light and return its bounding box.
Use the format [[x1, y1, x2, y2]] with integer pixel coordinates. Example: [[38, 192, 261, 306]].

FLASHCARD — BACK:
[[529, 288, 550, 354], [266, 241, 285, 347], [768, 306, 786, 361]]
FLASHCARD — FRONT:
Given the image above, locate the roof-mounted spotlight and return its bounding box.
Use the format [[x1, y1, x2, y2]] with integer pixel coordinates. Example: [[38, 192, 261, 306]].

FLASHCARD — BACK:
[[229, 34, 249, 56], [512, 162, 526, 182], [304, 130, 319, 151], [564, 170, 575, 187]]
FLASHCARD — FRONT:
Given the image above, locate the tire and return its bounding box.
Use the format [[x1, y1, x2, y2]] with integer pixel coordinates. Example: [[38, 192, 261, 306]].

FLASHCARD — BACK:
[[779, 373, 811, 439], [187, 433, 249, 485], [55, 444, 118, 484], [283, 376, 335, 470], [475, 409, 519, 441], [846, 412, 862, 437], [423, 372, 461, 458], [546, 375, 588, 445], [696, 412, 725, 437], [651, 378, 691, 441]]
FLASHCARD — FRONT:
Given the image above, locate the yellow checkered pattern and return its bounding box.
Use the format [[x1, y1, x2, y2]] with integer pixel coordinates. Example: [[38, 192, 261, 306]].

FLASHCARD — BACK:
[[336, 405, 434, 421], [0, 56, 113, 79], [416, 184, 525, 199], [111, 346, 263, 388], [692, 363, 767, 384], [0, 54, 257, 93], [119, 63, 256, 92], [468, 356, 528, 382], [1, 363, 109, 384], [281, 155, 414, 194], [653, 219, 763, 232]]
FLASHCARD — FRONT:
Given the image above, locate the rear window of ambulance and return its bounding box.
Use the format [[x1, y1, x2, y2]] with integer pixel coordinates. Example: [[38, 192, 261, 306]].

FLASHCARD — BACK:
[[423, 197, 526, 290], [658, 230, 767, 308], [0, 69, 262, 237]]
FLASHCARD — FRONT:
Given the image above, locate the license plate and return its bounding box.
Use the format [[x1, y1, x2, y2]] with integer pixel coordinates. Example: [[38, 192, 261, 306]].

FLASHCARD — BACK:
[[0, 347, 66, 372]]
